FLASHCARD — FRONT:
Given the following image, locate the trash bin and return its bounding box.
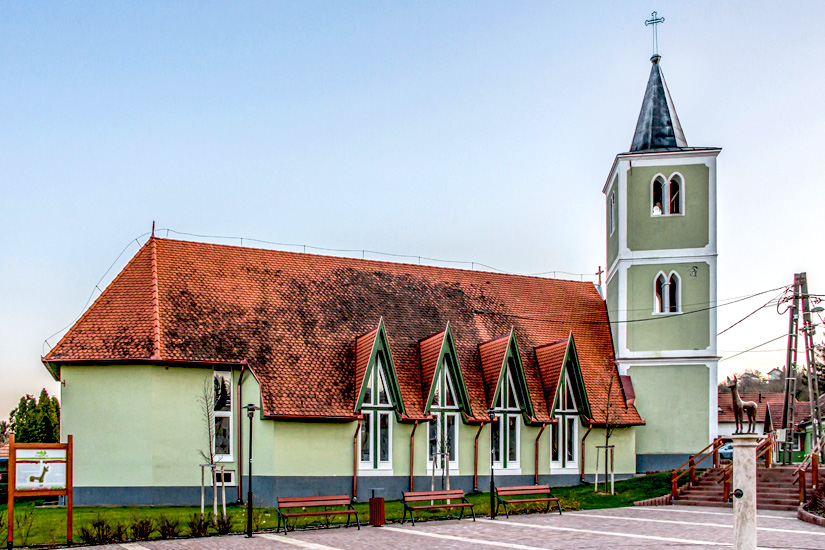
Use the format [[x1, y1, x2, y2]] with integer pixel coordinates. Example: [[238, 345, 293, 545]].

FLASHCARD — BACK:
[[369, 488, 385, 527]]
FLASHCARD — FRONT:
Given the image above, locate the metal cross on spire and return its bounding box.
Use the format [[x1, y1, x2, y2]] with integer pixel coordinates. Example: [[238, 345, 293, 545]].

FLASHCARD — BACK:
[[645, 11, 665, 57]]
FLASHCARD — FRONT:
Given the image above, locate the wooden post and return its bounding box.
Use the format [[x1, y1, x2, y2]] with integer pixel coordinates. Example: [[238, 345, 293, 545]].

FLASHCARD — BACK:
[[713, 438, 719, 468], [220, 465, 227, 518], [765, 440, 772, 468], [7, 434, 14, 550], [610, 447, 615, 495], [813, 454, 819, 491], [200, 465, 205, 518], [67, 435, 73, 546], [689, 457, 695, 485], [799, 468, 806, 504], [671, 470, 677, 500]]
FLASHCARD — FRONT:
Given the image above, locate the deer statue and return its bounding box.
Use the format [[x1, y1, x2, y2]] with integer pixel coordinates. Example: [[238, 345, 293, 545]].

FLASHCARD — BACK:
[[726, 376, 757, 434]]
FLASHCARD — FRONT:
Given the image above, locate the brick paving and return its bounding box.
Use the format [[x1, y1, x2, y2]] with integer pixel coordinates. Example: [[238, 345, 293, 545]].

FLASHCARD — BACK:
[[70, 506, 825, 550]]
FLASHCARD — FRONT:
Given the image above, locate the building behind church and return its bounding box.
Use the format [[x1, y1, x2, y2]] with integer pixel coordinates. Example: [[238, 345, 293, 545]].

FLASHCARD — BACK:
[[43, 52, 719, 505]]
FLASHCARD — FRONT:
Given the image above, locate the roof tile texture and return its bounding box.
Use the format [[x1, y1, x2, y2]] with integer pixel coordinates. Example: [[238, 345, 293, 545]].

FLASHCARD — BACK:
[[46, 238, 641, 425]]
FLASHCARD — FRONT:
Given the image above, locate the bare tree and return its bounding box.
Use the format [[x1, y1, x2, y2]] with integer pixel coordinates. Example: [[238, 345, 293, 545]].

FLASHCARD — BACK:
[[198, 376, 218, 520], [594, 360, 621, 494]]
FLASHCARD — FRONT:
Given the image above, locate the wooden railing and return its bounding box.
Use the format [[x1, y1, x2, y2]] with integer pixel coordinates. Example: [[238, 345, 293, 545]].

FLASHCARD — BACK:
[[671, 437, 725, 500], [718, 433, 775, 502], [793, 436, 825, 504]]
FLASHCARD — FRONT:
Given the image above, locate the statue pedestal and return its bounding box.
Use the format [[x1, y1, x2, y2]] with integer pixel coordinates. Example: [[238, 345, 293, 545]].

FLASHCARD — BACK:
[[731, 434, 760, 550]]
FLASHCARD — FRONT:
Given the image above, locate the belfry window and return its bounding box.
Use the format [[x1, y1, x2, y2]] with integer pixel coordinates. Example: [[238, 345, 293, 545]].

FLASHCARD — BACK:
[[669, 177, 681, 214], [491, 358, 523, 469], [359, 355, 394, 470], [654, 271, 681, 314], [609, 192, 616, 235], [652, 174, 684, 216]]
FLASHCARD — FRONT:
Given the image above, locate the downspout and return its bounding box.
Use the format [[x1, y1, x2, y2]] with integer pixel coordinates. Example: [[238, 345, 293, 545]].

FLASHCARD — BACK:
[[580, 423, 593, 483], [237, 367, 248, 503], [534, 423, 546, 485], [473, 423, 485, 492], [353, 417, 362, 500], [409, 421, 419, 491]]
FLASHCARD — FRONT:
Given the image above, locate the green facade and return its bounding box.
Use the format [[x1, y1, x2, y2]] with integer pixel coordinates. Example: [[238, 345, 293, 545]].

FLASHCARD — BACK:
[[626, 163, 709, 251], [626, 262, 711, 352], [627, 364, 710, 454], [61, 365, 237, 487], [606, 175, 619, 269]]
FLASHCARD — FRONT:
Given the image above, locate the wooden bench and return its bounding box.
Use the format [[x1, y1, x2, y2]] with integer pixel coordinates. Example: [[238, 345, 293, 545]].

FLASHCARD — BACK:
[[275, 494, 360, 535], [495, 485, 561, 518], [401, 489, 475, 526]]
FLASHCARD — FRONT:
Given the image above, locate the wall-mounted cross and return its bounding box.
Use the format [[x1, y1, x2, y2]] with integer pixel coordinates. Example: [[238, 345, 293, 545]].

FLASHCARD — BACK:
[[645, 11, 665, 56]]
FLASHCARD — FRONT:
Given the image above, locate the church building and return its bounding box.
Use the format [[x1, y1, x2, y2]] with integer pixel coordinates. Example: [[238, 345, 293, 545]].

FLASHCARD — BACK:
[[43, 52, 718, 505]]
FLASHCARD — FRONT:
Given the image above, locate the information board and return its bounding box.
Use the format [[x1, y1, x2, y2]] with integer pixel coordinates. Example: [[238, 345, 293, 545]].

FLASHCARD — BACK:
[[14, 449, 67, 491]]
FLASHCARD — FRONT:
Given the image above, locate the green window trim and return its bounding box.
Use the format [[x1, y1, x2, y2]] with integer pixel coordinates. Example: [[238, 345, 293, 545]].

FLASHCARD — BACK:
[[355, 318, 405, 416], [489, 329, 535, 420], [423, 324, 471, 415]]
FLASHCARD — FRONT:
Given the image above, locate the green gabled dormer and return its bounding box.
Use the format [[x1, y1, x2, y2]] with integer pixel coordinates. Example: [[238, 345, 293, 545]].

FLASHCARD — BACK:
[[479, 328, 535, 421], [354, 318, 405, 417]]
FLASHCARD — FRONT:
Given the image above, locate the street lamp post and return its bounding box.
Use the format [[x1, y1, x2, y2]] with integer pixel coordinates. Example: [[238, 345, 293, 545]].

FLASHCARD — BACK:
[[487, 409, 496, 519], [245, 404, 260, 538]]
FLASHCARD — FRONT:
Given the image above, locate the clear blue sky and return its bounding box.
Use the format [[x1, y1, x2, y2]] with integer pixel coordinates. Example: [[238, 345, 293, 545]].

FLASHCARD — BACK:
[[1, 2, 823, 418]]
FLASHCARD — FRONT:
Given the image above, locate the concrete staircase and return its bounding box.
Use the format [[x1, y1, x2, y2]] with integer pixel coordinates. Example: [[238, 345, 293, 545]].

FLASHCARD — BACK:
[[674, 467, 809, 511]]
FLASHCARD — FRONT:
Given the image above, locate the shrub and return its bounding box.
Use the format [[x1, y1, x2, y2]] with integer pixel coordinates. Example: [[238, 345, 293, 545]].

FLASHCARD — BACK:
[[78, 514, 127, 545], [157, 514, 181, 539], [187, 513, 211, 537], [129, 516, 155, 540], [215, 513, 234, 535], [806, 484, 825, 514], [13, 506, 36, 547]]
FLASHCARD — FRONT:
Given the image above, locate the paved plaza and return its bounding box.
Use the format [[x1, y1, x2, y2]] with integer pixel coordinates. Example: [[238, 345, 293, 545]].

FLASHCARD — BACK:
[[76, 506, 825, 550]]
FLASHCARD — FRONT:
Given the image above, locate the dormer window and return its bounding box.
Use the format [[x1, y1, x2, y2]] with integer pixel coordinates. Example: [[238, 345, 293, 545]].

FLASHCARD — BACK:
[[359, 354, 394, 470], [428, 358, 460, 471], [654, 271, 681, 314], [651, 174, 684, 216], [491, 358, 523, 469]]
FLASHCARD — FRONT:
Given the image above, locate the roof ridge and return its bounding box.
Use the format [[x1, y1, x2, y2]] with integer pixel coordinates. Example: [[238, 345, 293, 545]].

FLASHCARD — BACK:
[[150, 236, 162, 361], [150, 236, 595, 287], [44, 239, 155, 361]]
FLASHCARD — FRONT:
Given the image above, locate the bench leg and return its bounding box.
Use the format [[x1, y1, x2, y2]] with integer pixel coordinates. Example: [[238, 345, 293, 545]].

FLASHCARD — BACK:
[[355, 512, 360, 530], [556, 500, 562, 515], [469, 506, 476, 522]]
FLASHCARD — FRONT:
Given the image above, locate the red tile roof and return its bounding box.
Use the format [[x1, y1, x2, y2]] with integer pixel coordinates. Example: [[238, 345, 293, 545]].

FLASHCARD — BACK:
[[0, 441, 8, 460], [717, 392, 804, 431], [535, 338, 568, 415], [478, 334, 510, 406], [354, 325, 379, 410], [45, 237, 642, 425]]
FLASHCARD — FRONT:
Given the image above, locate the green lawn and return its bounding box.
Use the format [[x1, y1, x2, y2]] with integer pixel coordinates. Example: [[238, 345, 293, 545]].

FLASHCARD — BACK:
[[0, 473, 674, 547]]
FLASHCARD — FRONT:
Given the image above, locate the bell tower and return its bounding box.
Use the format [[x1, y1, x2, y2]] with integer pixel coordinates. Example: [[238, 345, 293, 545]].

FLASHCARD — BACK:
[[603, 52, 720, 471]]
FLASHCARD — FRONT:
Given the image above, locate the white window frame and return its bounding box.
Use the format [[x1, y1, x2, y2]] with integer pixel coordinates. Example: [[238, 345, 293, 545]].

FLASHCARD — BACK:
[[428, 365, 460, 473], [359, 355, 394, 473], [653, 270, 681, 315], [551, 373, 579, 472], [651, 173, 685, 217], [491, 361, 523, 473], [213, 370, 233, 462], [214, 469, 236, 487], [609, 191, 616, 235]]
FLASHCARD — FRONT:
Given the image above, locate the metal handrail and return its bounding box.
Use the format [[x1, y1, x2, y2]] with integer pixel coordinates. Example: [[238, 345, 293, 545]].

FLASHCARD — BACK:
[[671, 437, 724, 499]]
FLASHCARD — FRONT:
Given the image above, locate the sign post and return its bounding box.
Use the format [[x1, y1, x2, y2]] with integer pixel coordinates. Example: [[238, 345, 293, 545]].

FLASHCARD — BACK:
[[6, 434, 73, 549]]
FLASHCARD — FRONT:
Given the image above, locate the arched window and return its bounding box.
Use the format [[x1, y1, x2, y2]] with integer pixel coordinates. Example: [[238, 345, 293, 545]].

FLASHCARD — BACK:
[[652, 177, 665, 215], [668, 272, 681, 312], [669, 176, 682, 214], [655, 274, 666, 313], [654, 271, 681, 314], [651, 174, 684, 216]]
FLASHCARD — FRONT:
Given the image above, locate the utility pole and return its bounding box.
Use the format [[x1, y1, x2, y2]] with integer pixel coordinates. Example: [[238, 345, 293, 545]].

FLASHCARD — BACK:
[[780, 273, 822, 464]]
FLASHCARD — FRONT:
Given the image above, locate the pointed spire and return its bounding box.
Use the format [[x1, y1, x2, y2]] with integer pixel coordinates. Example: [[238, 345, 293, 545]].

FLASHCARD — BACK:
[[630, 55, 687, 152]]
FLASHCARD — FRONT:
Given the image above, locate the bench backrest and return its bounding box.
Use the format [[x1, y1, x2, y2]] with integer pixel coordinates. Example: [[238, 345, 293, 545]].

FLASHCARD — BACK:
[[403, 489, 465, 502], [496, 485, 551, 497], [277, 494, 352, 508]]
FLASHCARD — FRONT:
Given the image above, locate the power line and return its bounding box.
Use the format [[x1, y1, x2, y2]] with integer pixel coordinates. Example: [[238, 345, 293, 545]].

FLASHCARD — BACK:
[[719, 333, 789, 362], [717, 288, 789, 336]]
